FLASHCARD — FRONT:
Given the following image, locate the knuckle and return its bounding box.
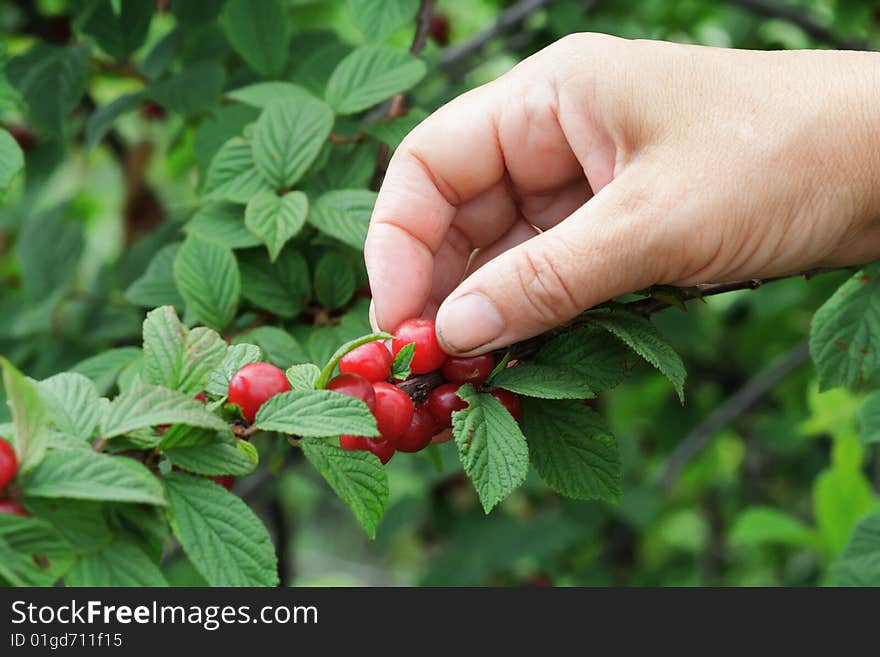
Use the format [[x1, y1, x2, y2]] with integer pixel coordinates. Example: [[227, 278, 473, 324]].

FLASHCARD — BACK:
[[513, 245, 581, 326]]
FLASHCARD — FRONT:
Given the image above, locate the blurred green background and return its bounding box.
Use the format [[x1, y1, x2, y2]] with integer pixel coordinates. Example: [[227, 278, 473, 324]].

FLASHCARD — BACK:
[[3, 0, 880, 586]]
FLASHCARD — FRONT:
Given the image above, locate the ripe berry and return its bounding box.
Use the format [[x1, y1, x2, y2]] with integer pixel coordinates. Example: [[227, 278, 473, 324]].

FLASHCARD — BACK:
[[429, 13, 450, 45], [372, 382, 414, 440], [228, 362, 291, 422], [426, 383, 467, 427], [441, 354, 495, 385], [392, 318, 447, 374], [396, 404, 437, 453], [490, 388, 522, 421], [340, 435, 396, 464], [339, 341, 392, 382], [0, 500, 27, 516], [141, 100, 167, 121], [195, 392, 207, 404], [327, 373, 377, 413], [0, 438, 18, 493], [212, 475, 235, 491]]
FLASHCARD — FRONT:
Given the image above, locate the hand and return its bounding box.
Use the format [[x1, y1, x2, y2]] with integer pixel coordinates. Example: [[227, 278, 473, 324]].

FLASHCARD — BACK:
[[365, 33, 880, 355]]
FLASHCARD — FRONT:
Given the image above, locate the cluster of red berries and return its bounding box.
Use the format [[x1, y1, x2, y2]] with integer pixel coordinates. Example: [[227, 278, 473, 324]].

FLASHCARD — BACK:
[[0, 437, 26, 516]]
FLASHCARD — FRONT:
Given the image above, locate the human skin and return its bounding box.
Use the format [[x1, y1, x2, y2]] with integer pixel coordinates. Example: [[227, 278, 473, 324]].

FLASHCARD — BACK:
[[364, 33, 880, 356]]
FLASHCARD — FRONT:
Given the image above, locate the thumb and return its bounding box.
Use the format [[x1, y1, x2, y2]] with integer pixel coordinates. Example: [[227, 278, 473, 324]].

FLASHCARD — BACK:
[[435, 177, 668, 355]]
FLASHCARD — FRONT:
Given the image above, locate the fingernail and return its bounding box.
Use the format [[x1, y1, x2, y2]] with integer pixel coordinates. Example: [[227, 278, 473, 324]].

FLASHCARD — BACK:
[[368, 301, 380, 332], [437, 293, 504, 354]]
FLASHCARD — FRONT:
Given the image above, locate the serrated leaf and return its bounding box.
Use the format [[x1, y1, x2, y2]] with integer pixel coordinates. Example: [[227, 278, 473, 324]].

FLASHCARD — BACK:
[[232, 326, 308, 368], [301, 438, 388, 539], [325, 45, 427, 115], [204, 137, 271, 203], [173, 234, 241, 332], [101, 385, 229, 438], [23, 450, 166, 506], [158, 425, 217, 450], [520, 398, 621, 502], [0, 536, 58, 586], [244, 190, 309, 261], [833, 512, 880, 586], [349, 0, 420, 41], [586, 307, 686, 401], [1, 357, 48, 474], [810, 264, 880, 391], [206, 343, 263, 399], [148, 60, 225, 116], [492, 363, 593, 400], [239, 248, 311, 318], [452, 385, 529, 513], [0, 128, 24, 190], [314, 250, 356, 309], [286, 364, 321, 391], [315, 331, 393, 389], [142, 306, 227, 394], [164, 471, 278, 586], [165, 439, 258, 476], [71, 347, 142, 395], [252, 97, 334, 190], [391, 342, 414, 380], [125, 243, 185, 309], [307, 189, 376, 250], [194, 105, 261, 177], [37, 373, 101, 441], [730, 507, 818, 548], [221, 0, 288, 77], [255, 390, 379, 437], [536, 325, 635, 390], [228, 82, 317, 109], [67, 540, 167, 587], [186, 203, 261, 249], [859, 392, 880, 445], [24, 499, 112, 554], [0, 513, 71, 558]]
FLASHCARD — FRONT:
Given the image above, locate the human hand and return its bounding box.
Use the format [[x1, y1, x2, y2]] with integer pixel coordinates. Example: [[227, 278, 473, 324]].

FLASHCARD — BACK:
[[365, 33, 880, 355]]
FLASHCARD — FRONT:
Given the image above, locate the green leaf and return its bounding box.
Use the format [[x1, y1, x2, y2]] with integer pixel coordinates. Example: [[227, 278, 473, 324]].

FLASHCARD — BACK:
[[810, 264, 880, 391], [125, 243, 185, 309], [1, 357, 48, 474], [0, 536, 58, 586], [813, 443, 876, 555], [833, 512, 880, 586], [859, 391, 880, 445], [24, 499, 112, 554], [363, 108, 428, 148], [349, 0, 420, 41], [37, 373, 101, 441], [172, 0, 225, 26], [221, 0, 288, 77], [536, 325, 634, 391], [23, 450, 166, 506], [101, 385, 229, 438], [78, 0, 153, 61], [173, 234, 241, 332], [148, 60, 225, 116], [206, 343, 263, 399], [315, 331, 393, 389], [194, 105, 261, 177], [452, 385, 529, 513], [85, 92, 145, 151], [325, 45, 427, 115], [314, 250, 356, 309], [232, 326, 308, 368], [71, 348, 142, 395], [0, 513, 71, 558], [239, 248, 311, 319], [204, 137, 271, 203], [17, 206, 84, 302], [301, 438, 388, 539], [492, 363, 593, 400], [391, 343, 414, 381], [252, 98, 334, 190], [164, 471, 278, 586], [186, 203, 261, 250], [165, 439, 258, 476], [255, 390, 379, 437], [586, 307, 686, 401], [307, 189, 376, 250], [520, 398, 620, 502], [142, 306, 227, 394], [67, 540, 167, 587], [729, 507, 818, 548], [0, 128, 24, 190], [244, 190, 309, 261], [286, 364, 321, 391], [228, 81, 318, 109]]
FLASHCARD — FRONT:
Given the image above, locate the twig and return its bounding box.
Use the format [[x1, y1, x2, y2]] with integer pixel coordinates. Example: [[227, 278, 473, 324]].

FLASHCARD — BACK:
[[657, 341, 811, 492]]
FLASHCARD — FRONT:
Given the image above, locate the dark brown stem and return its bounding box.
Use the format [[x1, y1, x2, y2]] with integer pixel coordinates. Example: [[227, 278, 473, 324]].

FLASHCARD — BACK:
[[232, 423, 259, 439]]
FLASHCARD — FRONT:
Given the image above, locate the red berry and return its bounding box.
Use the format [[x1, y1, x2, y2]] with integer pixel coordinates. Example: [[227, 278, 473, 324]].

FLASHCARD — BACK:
[[441, 354, 495, 385], [429, 13, 450, 45], [372, 382, 414, 441], [8, 125, 35, 152], [396, 404, 437, 453], [340, 435, 395, 464], [327, 373, 377, 413], [392, 318, 447, 374], [212, 475, 235, 491], [426, 383, 467, 427], [0, 500, 27, 516], [490, 388, 522, 421], [195, 392, 207, 404], [228, 362, 291, 422], [339, 341, 392, 382], [0, 438, 18, 493], [141, 100, 167, 121]]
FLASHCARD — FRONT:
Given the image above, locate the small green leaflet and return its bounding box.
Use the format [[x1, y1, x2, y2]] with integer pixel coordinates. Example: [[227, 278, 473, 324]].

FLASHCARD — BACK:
[[307, 189, 376, 251], [244, 190, 309, 261], [100, 385, 229, 438], [349, 0, 420, 42], [810, 264, 880, 391], [301, 439, 388, 539], [492, 363, 593, 399], [228, 82, 316, 108], [729, 507, 818, 548], [452, 385, 529, 513], [164, 471, 279, 587], [142, 306, 228, 395], [173, 234, 241, 332], [206, 343, 263, 399], [586, 307, 686, 402], [833, 512, 880, 586], [0, 357, 48, 474], [186, 203, 261, 250], [391, 343, 414, 381], [77, 0, 153, 62], [221, 0, 288, 78], [71, 347, 142, 395], [255, 390, 379, 438], [148, 61, 225, 116], [239, 248, 311, 319], [286, 364, 321, 391], [67, 541, 167, 587], [520, 398, 621, 502], [232, 326, 309, 368], [204, 137, 271, 203], [37, 372, 101, 441], [125, 243, 186, 309], [536, 325, 635, 391], [85, 91, 144, 151], [23, 450, 166, 506], [314, 251, 356, 310], [315, 331, 393, 388], [858, 391, 880, 444], [164, 439, 258, 477], [0, 128, 24, 190]]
